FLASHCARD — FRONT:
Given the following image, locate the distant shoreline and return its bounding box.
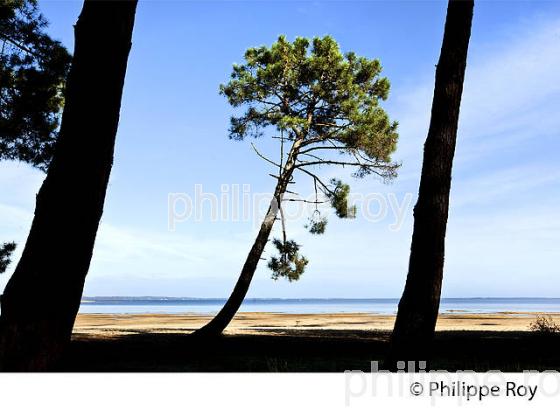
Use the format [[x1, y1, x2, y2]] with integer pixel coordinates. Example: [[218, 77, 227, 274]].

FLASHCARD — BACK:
[[77, 297, 560, 315], [82, 296, 560, 301]]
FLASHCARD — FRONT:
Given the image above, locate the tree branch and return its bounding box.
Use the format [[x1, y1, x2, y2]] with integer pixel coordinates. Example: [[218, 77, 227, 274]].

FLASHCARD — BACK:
[[0, 33, 43, 60], [283, 198, 328, 204], [298, 145, 348, 155], [300, 152, 325, 162], [251, 142, 281, 168], [295, 159, 394, 179], [296, 159, 376, 168], [294, 166, 336, 196], [278, 200, 287, 245]]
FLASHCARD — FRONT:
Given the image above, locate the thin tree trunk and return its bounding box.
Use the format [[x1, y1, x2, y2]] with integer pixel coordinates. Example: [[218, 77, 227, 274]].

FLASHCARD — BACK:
[[194, 138, 304, 337], [389, 0, 474, 363], [192, 194, 281, 337], [0, 0, 137, 371]]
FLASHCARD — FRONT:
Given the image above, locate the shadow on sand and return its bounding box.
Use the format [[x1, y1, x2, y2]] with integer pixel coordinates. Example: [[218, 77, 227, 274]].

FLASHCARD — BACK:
[[59, 330, 560, 372]]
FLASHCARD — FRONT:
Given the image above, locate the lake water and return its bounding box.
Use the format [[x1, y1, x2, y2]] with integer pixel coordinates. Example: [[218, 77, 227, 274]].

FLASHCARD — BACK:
[[78, 297, 560, 315]]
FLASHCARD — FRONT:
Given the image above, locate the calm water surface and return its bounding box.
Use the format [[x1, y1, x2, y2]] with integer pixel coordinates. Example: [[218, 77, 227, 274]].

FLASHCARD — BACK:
[[78, 298, 560, 315]]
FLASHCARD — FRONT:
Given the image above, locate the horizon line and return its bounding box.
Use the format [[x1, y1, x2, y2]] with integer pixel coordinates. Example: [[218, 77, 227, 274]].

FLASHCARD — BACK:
[[81, 296, 560, 300]]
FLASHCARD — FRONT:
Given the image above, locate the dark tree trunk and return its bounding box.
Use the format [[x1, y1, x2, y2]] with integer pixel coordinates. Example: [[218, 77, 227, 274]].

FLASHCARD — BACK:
[[0, 0, 137, 371], [192, 195, 281, 337], [194, 139, 304, 337], [389, 0, 474, 363]]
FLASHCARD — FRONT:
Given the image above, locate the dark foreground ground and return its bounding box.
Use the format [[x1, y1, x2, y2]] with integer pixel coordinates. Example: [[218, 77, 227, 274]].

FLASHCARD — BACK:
[[60, 330, 560, 372]]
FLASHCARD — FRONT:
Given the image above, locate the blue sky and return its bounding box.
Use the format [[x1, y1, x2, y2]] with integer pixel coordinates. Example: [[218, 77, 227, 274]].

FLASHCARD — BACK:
[[1, 0, 559, 298]]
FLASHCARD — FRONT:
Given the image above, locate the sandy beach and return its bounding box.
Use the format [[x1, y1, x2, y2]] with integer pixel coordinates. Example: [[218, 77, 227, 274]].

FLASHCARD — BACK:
[[72, 311, 559, 337]]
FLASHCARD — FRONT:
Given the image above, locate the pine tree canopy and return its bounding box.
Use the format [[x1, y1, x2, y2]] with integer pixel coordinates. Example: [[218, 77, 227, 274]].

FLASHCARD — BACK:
[[221, 35, 400, 281], [1, 0, 70, 274], [221, 35, 398, 178], [0, 0, 71, 171]]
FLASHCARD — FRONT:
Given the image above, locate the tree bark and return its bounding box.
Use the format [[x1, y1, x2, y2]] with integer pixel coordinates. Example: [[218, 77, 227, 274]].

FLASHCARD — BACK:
[[389, 0, 474, 363], [194, 138, 304, 337], [0, 0, 137, 371]]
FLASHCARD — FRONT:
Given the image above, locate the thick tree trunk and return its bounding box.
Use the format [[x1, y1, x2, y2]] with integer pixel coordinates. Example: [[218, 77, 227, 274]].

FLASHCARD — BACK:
[[0, 0, 137, 371], [194, 139, 304, 337], [389, 0, 474, 363]]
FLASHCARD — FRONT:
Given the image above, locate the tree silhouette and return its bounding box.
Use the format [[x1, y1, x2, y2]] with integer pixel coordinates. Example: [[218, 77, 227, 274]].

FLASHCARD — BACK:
[[1, 0, 71, 274], [1, 0, 71, 170], [0, 0, 138, 371], [389, 0, 474, 364], [0, 242, 16, 273], [194, 36, 399, 337]]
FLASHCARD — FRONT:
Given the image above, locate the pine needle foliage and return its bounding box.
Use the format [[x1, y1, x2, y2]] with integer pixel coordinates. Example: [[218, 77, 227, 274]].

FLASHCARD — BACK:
[[221, 35, 399, 281], [0, 241, 16, 274], [1, 0, 71, 170]]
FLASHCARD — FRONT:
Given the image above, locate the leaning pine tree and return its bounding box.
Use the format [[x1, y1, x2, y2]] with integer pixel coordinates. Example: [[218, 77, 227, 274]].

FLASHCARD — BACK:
[[194, 36, 399, 337], [0, 0, 138, 371]]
